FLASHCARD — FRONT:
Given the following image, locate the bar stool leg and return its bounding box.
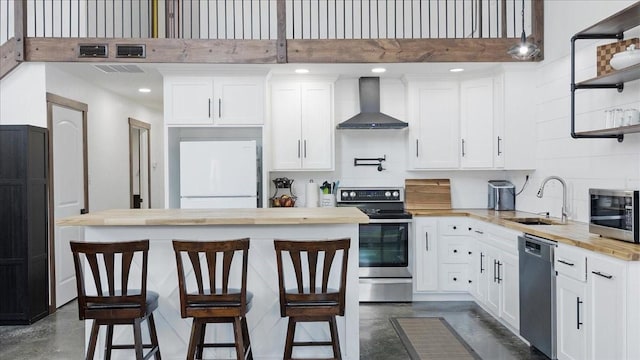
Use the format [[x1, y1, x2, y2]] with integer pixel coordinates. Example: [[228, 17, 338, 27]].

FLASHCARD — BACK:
[[104, 324, 114, 360], [233, 317, 246, 360], [133, 318, 144, 359], [86, 320, 100, 360], [187, 319, 202, 360], [328, 317, 342, 360], [147, 313, 162, 359], [241, 316, 253, 360], [284, 318, 296, 360]]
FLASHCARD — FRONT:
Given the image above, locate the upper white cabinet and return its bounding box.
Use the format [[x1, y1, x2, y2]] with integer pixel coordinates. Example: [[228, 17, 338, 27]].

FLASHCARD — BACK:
[[271, 80, 334, 171], [460, 77, 494, 168], [407, 80, 460, 169], [164, 76, 265, 125], [405, 70, 535, 170]]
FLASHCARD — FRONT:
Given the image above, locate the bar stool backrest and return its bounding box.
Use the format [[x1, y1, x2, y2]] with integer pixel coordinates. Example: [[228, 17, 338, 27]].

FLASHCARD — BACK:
[[274, 238, 350, 317], [70, 240, 149, 320]]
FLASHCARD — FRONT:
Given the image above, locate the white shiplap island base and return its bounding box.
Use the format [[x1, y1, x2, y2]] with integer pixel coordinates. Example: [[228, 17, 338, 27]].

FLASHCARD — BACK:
[[58, 208, 368, 360]]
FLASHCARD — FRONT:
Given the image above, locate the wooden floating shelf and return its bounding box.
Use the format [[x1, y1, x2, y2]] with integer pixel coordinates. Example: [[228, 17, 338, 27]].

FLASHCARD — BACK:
[[578, 63, 640, 86], [575, 123, 640, 137]]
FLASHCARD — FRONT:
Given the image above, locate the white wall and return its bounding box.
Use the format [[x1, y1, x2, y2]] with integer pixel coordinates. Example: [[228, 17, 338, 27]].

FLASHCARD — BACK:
[[0, 63, 47, 126], [45, 65, 165, 211], [510, 0, 640, 222]]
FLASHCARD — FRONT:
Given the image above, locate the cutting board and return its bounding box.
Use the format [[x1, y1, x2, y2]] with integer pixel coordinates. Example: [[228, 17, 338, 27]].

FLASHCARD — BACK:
[[405, 179, 452, 210]]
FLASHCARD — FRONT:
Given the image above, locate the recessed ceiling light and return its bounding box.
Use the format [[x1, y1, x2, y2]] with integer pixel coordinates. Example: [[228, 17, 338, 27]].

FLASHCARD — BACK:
[[371, 67, 386, 73], [138, 88, 151, 93], [449, 68, 464, 73], [295, 69, 309, 74]]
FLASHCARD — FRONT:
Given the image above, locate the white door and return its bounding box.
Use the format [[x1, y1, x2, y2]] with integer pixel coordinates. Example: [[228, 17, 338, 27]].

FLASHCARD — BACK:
[[500, 251, 520, 329], [52, 105, 86, 307], [414, 220, 438, 292], [139, 129, 149, 209]]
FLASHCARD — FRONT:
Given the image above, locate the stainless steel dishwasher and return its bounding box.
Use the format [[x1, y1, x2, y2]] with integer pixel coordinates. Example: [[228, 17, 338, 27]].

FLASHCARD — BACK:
[[519, 234, 557, 359]]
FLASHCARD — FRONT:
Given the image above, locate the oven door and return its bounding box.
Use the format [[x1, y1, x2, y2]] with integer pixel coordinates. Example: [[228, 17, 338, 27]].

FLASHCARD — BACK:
[[358, 219, 413, 302], [358, 219, 410, 272]]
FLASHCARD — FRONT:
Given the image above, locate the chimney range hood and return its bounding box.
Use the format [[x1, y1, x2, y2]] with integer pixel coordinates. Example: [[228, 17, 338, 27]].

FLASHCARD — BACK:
[[336, 77, 408, 130]]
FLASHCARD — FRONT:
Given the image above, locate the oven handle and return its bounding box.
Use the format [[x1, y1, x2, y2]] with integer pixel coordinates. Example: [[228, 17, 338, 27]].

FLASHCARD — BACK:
[[365, 219, 413, 224], [359, 278, 413, 284]]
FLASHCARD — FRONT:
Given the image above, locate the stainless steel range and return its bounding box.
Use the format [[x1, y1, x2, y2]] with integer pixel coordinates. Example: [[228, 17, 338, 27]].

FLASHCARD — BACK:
[[336, 187, 413, 302]]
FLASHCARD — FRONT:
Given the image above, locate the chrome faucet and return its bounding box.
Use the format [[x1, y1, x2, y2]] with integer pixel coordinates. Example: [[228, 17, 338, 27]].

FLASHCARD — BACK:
[[537, 176, 568, 223]]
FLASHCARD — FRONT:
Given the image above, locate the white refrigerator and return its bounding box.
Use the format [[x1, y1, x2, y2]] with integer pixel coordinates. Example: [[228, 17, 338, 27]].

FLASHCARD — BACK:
[[180, 140, 258, 209]]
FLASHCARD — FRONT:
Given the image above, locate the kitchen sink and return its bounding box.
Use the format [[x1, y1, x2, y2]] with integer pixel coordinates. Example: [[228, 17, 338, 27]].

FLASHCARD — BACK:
[[504, 217, 564, 225]]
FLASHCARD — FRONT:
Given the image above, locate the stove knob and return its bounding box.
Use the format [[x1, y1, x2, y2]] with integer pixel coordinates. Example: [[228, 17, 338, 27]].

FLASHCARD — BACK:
[[349, 191, 356, 198], [392, 191, 399, 198], [385, 191, 391, 197], [342, 191, 349, 199]]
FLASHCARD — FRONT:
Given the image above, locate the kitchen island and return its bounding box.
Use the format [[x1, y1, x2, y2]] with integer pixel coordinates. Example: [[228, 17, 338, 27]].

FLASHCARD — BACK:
[[57, 207, 368, 360]]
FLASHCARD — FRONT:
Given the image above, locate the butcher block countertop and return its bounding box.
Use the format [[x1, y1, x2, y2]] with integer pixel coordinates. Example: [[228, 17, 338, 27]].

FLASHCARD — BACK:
[[410, 209, 640, 261], [57, 207, 369, 226]]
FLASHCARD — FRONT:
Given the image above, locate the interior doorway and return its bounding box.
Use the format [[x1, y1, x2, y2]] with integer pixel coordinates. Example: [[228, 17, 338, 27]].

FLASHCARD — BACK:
[[129, 118, 151, 209], [46, 93, 88, 310]]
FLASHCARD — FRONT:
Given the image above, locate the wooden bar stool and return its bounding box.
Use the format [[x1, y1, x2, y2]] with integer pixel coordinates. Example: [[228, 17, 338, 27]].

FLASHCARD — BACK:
[[172, 238, 252, 360], [274, 238, 350, 360], [70, 239, 161, 360]]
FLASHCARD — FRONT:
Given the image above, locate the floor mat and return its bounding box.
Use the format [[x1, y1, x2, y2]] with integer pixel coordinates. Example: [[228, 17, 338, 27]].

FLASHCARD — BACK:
[[390, 317, 481, 360]]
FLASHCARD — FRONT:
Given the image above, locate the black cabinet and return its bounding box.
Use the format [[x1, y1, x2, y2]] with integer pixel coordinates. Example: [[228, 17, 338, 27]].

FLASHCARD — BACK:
[[0, 125, 50, 324]]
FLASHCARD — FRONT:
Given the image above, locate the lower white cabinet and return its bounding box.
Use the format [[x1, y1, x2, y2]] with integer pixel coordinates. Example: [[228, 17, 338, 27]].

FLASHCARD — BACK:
[[556, 274, 586, 360], [414, 217, 438, 292], [586, 253, 626, 360], [556, 243, 631, 360], [472, 224, 520, 330]]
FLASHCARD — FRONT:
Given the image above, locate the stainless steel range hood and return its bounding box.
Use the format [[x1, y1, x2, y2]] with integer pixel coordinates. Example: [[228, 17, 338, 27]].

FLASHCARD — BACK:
[[336, 77, 408, 129]]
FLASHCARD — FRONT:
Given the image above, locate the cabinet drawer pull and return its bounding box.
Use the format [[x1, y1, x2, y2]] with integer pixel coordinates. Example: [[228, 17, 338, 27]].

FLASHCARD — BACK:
[[208, 98, 211, 118], [497, 136, 502, 155], [461, 139, 466, 157], [453, 277, 457, 281], [577, 297, 583, 330], [297, 140, 301, 158], [453, 226, 457, 230], [425, 232, 429, 251], [480, 252, 484, 273], [558, 259, 575, 267], [474, 230, 484, 235], [416, 139, 419, 157], [303, 140, 307, 158], [218, 98, 222, 118], [592, 271, 613, 279], [493, 260, 498, 282], [453, 249, 458, 253], [497, 261, 502, 284]]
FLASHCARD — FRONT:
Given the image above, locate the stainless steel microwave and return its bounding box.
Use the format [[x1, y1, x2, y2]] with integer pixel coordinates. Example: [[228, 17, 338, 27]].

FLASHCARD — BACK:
[[589, 189, 639, 243]]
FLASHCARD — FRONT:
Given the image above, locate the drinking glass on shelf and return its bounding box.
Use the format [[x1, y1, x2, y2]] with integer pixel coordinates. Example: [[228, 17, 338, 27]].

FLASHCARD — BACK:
[[613, 108, 625, 128], [605, 109, 614, 128], [624, 109, 640, 126]]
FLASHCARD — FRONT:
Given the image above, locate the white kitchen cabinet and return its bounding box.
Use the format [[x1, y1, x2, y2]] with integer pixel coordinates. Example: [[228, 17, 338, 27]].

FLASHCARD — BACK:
[[586, 253, 626, 360], [500, 70, 536, 169], [437, 218, 473, 292], [460, 78, 494, 168], [413, 218, 438, 292], [468, 222, 488, 303], [556, 273, 587, 360], [164, 76, 264, 125], [477, 224, 520, 330], [270, 81, 333, 171], [406, 80, 459, 169]]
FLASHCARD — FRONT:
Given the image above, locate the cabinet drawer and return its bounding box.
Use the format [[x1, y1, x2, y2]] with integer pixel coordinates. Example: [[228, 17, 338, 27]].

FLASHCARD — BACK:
[[438, 219, 470, 235], [439, 236, 471, 264], [439, 264, 469, 291], [555, 244, 587, 282]]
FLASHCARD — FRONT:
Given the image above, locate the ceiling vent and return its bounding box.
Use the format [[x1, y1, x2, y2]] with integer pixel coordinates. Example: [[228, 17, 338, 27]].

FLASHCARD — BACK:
[[78, 44, 108, 58], [116, 44, 146, 58], [94, 64, 145, 73]]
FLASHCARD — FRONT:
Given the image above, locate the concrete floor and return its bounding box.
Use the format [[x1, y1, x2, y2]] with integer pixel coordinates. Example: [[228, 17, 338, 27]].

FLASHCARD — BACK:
[[0, 301, 548, 359]]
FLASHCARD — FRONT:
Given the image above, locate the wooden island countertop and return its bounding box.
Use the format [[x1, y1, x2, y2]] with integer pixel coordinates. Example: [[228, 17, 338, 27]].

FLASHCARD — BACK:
[[57, 207, 369, 226], [410, 209, 640, 261]]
